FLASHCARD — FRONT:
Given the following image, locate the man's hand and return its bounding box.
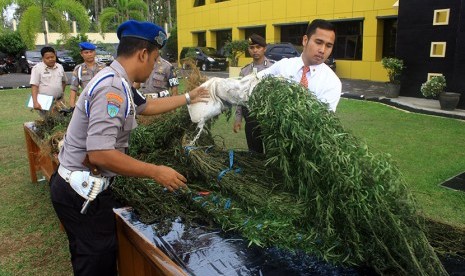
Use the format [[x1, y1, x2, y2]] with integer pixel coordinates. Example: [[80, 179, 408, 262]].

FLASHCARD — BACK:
[[150, 165, 187, 192], [33, 102, 42, 110], [188, 86, 210, 104], [233, 121, 242, 133]]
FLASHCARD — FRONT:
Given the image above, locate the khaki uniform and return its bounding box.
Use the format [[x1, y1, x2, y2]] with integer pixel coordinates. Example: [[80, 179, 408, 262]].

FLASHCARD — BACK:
[[140, 57, 178, 98], [70, 62, 106, 92], [58, 61, 147, 177], [235, 57, 275, 153], [29, 62, 67, 99]]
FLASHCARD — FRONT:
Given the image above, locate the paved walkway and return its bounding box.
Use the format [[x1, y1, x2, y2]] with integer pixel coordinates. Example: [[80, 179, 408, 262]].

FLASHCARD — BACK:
[[341, 78, 465, 120]]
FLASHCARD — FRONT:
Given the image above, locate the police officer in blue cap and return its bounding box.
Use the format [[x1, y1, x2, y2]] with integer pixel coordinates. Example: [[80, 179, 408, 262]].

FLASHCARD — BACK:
[[50, 20, 209, 275], [69, 42, 106, 109]]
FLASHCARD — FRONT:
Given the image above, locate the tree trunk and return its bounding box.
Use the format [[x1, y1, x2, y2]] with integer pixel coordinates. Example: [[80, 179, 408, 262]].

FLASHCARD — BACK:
[[43, 19, 48, 45], [94, 0, 99, 23]]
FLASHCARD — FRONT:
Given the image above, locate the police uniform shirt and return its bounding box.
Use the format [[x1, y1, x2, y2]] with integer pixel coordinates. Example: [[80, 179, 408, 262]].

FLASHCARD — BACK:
[[70, 62, 106, 92], [235, 58, 275, 122], [58, 60, 147, 177], [140, 57, 179, 95], [257, 56, 341, 112], [29, 61, 67, 99]]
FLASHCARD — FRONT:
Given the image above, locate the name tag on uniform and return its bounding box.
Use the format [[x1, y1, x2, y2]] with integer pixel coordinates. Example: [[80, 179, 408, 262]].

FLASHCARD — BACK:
[[169, 77, 179, 86]]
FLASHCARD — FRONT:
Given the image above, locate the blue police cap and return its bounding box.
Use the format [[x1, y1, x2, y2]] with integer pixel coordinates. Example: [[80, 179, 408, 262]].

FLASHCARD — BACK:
[[79, 42, 96, 51], [117, 20, 167, 48]]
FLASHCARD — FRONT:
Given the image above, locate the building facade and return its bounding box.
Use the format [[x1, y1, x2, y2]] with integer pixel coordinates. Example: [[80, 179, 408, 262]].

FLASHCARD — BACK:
[[397, 0, 465, 107], [177, 0, 400, 82]]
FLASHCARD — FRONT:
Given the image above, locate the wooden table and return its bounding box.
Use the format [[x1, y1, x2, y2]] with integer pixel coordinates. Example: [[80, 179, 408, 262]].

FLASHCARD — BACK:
[[24, 122, 58, 183]]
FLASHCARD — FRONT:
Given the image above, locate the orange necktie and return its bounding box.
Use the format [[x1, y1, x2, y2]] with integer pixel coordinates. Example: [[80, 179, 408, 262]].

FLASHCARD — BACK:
[[300, 66, 310, 88]]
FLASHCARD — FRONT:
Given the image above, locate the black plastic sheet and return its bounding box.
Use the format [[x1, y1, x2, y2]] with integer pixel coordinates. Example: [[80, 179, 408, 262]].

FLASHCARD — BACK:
[[115, 208, 373, 276]]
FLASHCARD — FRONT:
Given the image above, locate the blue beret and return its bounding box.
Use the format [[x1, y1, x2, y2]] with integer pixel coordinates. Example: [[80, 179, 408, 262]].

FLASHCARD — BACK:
[[79, 42, 96, 50], [117, 20, 167, 48]]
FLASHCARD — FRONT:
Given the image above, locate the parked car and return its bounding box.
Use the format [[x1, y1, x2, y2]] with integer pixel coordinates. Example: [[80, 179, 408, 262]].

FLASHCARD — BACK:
[[18, 51, 42, 74], [95, 47, 114, 65], [56, 50, 76, 71], [179, 47, 228, 71], [265, 43, 336, 71]]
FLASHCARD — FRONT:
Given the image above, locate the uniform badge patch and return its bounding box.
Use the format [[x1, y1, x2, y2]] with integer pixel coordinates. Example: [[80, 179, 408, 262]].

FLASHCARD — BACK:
[[106, 93, 124, 104], [107, 102, 120, 117]]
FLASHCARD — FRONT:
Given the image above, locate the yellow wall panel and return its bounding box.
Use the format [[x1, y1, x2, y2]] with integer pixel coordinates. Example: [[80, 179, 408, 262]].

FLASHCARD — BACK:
[[333, 12, 356, 21], [248, 2, 261, 22], [301, 0, 318, 16], [237, 3, 249, 24], [272, 1, 286, 21], [354, 0, 374, 12], [335, 60, 352, 79], [333, 0, 353, 14], [363, 13, 379, 36], [362, 36, 378, 62], [350, 61, 372, 80], [374, 0, 398, 10], [260, 1, 274, 21], [371, 62, 390, 82], [316, 0, 334, 16], [287, 1, 302, 18]]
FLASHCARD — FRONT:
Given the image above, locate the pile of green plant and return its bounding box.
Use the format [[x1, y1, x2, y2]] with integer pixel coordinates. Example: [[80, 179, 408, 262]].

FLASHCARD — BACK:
[[112, 77, 447, 275]]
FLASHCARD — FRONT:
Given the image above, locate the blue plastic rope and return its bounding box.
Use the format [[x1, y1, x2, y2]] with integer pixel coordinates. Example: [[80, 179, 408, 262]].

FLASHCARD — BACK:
[[217, 150, 242, 181]]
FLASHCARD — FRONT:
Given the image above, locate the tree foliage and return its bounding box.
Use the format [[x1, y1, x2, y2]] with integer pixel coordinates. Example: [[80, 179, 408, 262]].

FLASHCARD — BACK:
[[16, 0, 90, 49], [61, 33, 90, 64], [99, 0, 148, 33], [0, 30, 26, 56], [223, 39, 248, 67], [163, 24, 177, 61]]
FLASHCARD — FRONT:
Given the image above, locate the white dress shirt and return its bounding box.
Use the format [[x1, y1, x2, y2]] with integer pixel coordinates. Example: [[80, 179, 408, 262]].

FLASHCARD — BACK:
[[257, 56, 341, 112]]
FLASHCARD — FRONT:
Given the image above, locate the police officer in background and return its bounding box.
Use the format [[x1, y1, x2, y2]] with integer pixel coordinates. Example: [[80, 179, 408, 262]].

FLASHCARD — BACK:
[[49, 20, 209, 275], [30, 46, 67, 115], [134, 55, 179, 98], [233, 34, 274, 153], [69, 42, 106, 109]]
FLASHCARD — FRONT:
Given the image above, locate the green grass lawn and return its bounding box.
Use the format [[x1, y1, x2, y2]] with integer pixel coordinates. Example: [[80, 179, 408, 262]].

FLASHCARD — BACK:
[[1, 88, 464, 275]]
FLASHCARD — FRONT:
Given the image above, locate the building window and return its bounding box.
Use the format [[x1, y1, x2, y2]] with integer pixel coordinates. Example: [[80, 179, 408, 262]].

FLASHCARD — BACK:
[[433, 9, 450, 25], [332, 20, 363, 60], [382, 18, 397, 58], [194, 0, 205, 7], [430, 42, 446, 57], [427, 73, 443, 81], [280, 24, 308, 45], [215, 30, 232, 55], [195, 32, 206, 47]]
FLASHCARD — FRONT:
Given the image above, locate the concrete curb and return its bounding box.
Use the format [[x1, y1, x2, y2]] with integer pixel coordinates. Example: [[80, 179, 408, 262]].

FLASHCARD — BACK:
[[341, 93, 465, 120]]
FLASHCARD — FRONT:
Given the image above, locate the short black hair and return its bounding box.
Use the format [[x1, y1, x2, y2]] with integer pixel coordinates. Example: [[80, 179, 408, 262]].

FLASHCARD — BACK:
[[305, 19, 336, 37], [40, 46, 56, 57], [117, 37, 158, 58]]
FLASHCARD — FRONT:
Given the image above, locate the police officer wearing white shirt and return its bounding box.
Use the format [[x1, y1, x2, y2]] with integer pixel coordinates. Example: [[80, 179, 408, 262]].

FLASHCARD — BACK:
[[258, 19, 341, 112], [233, 34, 274, 153], [49, 20, 209, 275]]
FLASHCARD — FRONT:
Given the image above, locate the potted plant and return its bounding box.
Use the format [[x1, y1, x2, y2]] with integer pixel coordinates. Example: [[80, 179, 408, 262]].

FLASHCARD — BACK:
[[381, 57, 404, 98], [223, 39, 249, 77], [420, 75, 460, 110]]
